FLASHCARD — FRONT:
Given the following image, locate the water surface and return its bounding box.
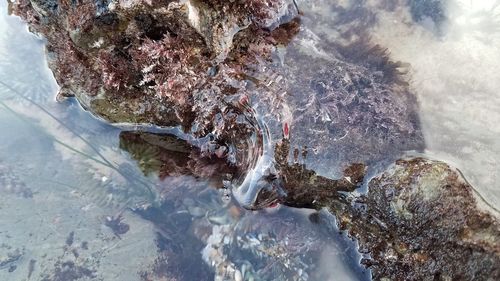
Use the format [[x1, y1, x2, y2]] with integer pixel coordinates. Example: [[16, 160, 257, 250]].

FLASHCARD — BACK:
[[1, 0, 499, 280]]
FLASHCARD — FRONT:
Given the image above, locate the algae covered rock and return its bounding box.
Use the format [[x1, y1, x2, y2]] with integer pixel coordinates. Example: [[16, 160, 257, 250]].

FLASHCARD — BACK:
[[333, 158, 500, 280], [118, 130, 367, 210], [10, 0, 298, 128], [11, 0, 427, 210], [185, 0, 298, 59]]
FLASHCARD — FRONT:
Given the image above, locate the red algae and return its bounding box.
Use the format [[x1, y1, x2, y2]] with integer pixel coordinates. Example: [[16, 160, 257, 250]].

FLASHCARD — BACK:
[[10, 1, 499, 279]]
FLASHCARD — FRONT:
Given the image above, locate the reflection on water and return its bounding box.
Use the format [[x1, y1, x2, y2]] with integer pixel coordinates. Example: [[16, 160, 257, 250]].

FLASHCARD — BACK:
[[0, 0, 499, 280], [369, 0, 500, 207]]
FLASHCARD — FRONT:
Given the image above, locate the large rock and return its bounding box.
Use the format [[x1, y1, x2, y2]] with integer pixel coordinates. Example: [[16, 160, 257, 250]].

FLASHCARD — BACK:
[[332, 158, 500, 280], [11, 0, 425, 210], [11, 0, 299, 130]]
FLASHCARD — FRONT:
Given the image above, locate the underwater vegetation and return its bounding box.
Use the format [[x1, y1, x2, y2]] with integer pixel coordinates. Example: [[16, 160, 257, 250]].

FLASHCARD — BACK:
[[10, 0, 425, 207], [120, 131, 500, 280], [6, 0, 500, 280]]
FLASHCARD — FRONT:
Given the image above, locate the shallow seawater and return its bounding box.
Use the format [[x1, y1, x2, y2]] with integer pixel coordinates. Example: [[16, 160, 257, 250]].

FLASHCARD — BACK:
[[0, 0, 499, 280], [369, 0, 500, 208]]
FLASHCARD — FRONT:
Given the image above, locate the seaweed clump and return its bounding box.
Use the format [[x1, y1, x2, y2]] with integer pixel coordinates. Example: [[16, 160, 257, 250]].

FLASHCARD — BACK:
[[10, 0, 299, 131]]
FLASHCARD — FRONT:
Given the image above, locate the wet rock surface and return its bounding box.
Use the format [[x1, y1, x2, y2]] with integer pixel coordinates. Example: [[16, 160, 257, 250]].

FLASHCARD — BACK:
[[329, 158, 500, 280], [10, 0, 299, 130], [10, 0, 424, 182]]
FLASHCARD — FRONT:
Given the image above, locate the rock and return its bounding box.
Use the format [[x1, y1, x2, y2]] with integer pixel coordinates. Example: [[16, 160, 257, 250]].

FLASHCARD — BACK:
[[8, 1, 499, 280], [330, 158, 500, 281], [185, 0, 299, 59], [199, 209, 334, 281], [119, 130, 236, 184], [0, 247, 23, 271], [118, 131, 366, 210], [118, 133, 497, 280], [245, 155, 499, 279], [10, 0, 298, 128], [11, 0, 425, 210]]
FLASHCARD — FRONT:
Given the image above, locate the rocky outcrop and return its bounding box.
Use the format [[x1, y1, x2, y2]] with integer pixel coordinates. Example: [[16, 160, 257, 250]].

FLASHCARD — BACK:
[[333, 158, 500, 280], [6, 0, 499, 280], [11, 0, 424, 204], [11, 0, 298, 129], [251, 153, 500, 279]]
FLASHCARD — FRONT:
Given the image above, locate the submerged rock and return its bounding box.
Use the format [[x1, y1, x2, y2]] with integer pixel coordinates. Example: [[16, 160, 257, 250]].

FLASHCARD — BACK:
[[330, 158, 500, 280], [119, 131, 236, 182], [119, 131, 500, 280], [122, 130, 500, 280], [119, 130, 367, 209]]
